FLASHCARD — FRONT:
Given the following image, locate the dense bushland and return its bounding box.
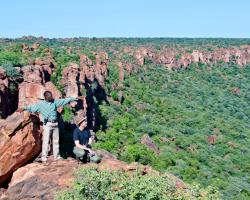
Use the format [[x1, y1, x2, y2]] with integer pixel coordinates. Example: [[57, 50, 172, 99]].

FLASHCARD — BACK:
[[94, 63, 250, 199], [0, 38, 249, 199]]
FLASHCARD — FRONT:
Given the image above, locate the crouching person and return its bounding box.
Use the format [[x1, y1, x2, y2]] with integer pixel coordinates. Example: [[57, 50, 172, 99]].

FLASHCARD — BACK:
[[73, 117, 101, 163]]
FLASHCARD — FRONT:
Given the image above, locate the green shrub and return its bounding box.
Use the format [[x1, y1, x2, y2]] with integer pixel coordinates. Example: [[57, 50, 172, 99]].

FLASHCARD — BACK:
[[1, 62, 21, 79], [119, 144, 159, 166], [62, 106, 73, 122], [56, 165, 220, 200]]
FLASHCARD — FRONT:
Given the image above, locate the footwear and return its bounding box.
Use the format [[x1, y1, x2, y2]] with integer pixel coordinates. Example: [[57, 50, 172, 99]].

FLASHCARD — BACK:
[[76, 157, 83, 164], [54, 156, 63, 161], [40, 156, 48, 163], [41, 160, 48, 165], [34, 157, 42, 163]]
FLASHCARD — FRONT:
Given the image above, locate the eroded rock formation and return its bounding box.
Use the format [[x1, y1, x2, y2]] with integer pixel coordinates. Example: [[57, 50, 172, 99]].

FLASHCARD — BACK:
[[0, 58, 62, 186], [132, 45, 250, 69], [61, 52, 109, 129], [18, 62, 61, 109], [0, 112, 42, 186]]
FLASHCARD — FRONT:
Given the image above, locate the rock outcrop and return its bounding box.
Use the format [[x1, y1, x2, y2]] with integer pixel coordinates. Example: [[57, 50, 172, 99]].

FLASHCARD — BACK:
[[0, 158, 77, 200], [61, 52, 109, 128], [134, 47, 154, 66], [0, 59, 62, 186], [141, 134, 160, 154], [0, 112, 42, 186], [18, 63, 61, 109], [0, 157, 190, 200], [133, 45, 250, 68]]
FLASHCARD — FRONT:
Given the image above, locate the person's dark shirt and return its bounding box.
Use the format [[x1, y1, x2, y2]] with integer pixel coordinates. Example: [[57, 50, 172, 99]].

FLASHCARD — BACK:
[[73, 128, 91, 146]]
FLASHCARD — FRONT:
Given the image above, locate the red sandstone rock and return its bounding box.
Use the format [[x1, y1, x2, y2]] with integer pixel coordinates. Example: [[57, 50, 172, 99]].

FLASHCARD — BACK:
[[0, 112, 42, 186], [95, 149, 117, 160], [123, 46, 132, 54], [61, 63, 80, 98], [0, 68, 6, 80], [31, 43, 40, 51], [118, 62, 124, 83], [61, 52, 109, 126], [207, 135, 217, 145], [133, 45, 250, 68], [134, 47, 154, 65], [21, 65, 45, 84], [34, 58, 55, 80], [19, 62, 61, 109], [125, 63, 133, 74], [21, 43, 30, 53], [18, 82, 45, 109], [141, 134, 160, 154], [18, 81, 62, 109], [231, 87, 241, 95], [44, 82, 62, 99], [0, 158, 154, 199], [0, 159, 77, 200]]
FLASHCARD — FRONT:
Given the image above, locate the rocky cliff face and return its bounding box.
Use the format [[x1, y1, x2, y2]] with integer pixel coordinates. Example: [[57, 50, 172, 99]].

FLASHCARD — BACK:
[[131, 45, 250, 69], [0, 52, 109, 186], [18, 61, 61, 109], [61, 52, 109, 129], [0, 112, 42, 186]]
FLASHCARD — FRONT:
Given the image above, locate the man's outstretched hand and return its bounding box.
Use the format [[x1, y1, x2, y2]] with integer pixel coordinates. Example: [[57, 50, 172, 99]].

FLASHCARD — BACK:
[[16, 108, 24, 113], [76, 96, 85, 100]]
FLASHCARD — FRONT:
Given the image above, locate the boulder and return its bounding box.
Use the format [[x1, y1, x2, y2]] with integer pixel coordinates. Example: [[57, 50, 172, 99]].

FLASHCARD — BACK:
[[0, 158, 154, 200], [141, 134, 160, 154], [18, 82, 62, 109], [21, 65, 45, 84], [18, 82, 45, 109], [95, 149, 117, 160], [0, 158, 78, 200], [0, 112, 42, 186]]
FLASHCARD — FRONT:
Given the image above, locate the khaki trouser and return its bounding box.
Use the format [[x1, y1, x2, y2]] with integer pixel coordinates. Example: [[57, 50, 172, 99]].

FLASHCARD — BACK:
[[41, 122, 60, 161], [73, 146, 101, 163]]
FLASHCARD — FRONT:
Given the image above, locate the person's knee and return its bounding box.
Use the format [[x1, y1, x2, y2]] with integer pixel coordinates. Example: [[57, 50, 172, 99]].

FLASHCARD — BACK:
[[73, 147, 86, 157], [90, 155, 101, 163]]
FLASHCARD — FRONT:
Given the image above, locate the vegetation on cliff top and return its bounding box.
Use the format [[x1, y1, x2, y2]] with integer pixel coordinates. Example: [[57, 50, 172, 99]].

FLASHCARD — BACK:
[[0, 38, 249, 199], [56, 165, 220, 200]]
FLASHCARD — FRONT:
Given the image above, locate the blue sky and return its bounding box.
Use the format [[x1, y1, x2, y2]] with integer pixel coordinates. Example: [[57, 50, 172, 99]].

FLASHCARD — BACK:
[[0, 0, 249, 38]]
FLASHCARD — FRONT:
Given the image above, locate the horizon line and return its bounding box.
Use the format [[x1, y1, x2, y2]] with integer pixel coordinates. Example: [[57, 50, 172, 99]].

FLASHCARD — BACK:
[[1, 36, 250, 40]]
